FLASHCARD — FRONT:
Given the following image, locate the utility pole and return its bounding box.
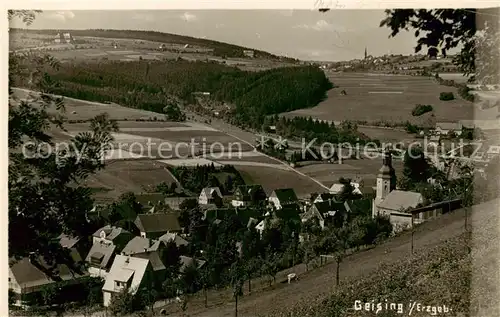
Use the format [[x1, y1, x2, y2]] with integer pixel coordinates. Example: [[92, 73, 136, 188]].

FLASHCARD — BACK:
[[411, 213, 414, 255]]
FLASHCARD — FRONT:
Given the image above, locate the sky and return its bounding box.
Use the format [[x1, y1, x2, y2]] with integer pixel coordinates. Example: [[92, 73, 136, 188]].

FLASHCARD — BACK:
[[9, 10, 422, 61]]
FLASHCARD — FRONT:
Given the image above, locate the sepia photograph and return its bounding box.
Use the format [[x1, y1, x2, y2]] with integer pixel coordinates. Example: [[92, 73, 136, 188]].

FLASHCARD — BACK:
[[6, 5, 500, 317]]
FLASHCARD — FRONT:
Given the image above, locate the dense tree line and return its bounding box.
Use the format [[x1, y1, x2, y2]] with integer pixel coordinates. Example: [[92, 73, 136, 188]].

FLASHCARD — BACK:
[[264, 116, 373, 145], [17, 60, 333, 129]]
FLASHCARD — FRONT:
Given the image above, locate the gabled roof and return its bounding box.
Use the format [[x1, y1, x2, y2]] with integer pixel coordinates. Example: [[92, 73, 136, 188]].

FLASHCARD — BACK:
[[377, 190, 424, 212], [234, 185, 266, 201], [270, 188, 298, 204], [200, 187, 222, 199], [158, 233, 189, 247], [312, 200, 347, 219], [93, 225, 132, 241], [180, 256, 206, 273], [122, 236, 162, 256], [103, 255, 150, 294], [132, 251, 166, 272], [85, 241, 117, 269], [10, 256, 87, 290], [58, 234, 80, 249], [134, 212, 181, 233], [312, 193, 335, 202], [436, 122, 461, 130]]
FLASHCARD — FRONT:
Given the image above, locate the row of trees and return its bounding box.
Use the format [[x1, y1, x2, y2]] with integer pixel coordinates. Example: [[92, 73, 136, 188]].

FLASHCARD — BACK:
[[263, 116, 374, 145]]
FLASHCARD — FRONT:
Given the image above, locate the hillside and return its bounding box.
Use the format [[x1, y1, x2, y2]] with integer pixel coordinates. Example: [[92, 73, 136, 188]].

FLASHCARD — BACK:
[[264, 199, 499, 317], [10, 28, 298, 62]]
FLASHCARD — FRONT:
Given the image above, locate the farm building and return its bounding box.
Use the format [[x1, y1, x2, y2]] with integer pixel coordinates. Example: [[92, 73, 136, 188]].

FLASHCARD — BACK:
[[243, 50, 255, 58], [54, 32, 74, 44], [134, 213, 182, 239]]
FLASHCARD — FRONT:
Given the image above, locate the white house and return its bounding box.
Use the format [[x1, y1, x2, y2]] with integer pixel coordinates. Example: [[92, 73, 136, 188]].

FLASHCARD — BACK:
[[102, 255, 152, 307], [435, 122, 462, 136], [198, 187, 223, 205], [329, 178, 364, 195]]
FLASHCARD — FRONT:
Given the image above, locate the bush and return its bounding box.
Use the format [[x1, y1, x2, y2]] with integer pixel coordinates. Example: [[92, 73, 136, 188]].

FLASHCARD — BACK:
[[439, 92, 455, 101], [411, 104, 433, 116]]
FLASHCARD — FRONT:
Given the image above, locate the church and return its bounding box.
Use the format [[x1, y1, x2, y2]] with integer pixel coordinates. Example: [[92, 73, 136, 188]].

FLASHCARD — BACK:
[[371, 150, 425, 231]]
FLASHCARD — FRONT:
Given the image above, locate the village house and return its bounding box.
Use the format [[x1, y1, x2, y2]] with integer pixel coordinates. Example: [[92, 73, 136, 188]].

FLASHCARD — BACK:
[[302, 200, 349, 230], [102, 255, 153, 307], [329, 177, 364, 195], [434, 122, 463, 136], [134, 212, 182, 239], [92, 225, 135, 249], [85, 226, 135, 277], [198, 187, 223, 206], [121, 236, 164, 256], [9, 253, 87, 307], [231, 184, 267, 207], [158, 232, 189, 248], [268, 188, 299, 210]]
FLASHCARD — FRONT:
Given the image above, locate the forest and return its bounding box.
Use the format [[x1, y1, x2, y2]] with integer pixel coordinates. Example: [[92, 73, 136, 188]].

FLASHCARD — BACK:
[[32, 59, 333, 129]]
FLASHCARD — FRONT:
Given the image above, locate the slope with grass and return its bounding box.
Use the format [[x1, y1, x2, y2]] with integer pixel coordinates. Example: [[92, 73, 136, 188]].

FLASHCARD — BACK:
[[164, 198, 498, 317]]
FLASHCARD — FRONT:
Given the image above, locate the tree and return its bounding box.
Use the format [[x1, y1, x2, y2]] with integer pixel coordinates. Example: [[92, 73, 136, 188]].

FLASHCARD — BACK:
[[399, 147, 431, 190], [331, 225, 353, 286], [229, 260, 245, 317], [262, 251, 281, 286], [8, 11, 119, 265], [378, 9, 500, 84], [108, 288, 144, 316], [338, 178, 362, 202]]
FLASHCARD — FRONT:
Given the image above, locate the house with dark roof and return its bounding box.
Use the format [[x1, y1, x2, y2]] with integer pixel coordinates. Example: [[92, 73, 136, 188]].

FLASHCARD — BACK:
[[311, 192, 336, 204], [92, 225, 135, 251], [268, 188, 298, 210], [158, 232, 189, 249], [58, 234, 90, 265], [302, 200, 348, 230], [231, 185, 267, 207], [121, 236, 164, 256], [9, 255, 88, 306], [134, 212, 182, 239], [198, 187, 223, 206]]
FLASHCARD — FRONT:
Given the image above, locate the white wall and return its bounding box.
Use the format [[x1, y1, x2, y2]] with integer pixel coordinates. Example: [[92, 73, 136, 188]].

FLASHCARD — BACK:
[[103, 291, 112, 307]]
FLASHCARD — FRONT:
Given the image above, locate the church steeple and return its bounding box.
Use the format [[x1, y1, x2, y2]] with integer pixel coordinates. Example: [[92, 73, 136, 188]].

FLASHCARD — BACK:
[[364, 47, 367, 59]]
